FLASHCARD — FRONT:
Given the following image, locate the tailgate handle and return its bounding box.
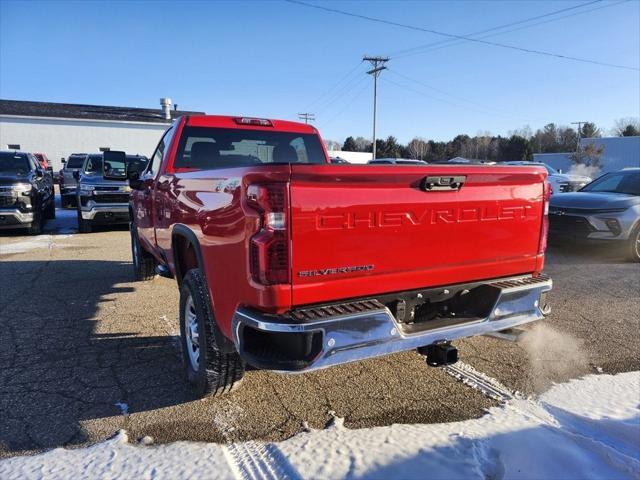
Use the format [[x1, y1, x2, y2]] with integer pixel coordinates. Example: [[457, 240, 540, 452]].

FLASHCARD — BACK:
[[421, 176, 466, 191]]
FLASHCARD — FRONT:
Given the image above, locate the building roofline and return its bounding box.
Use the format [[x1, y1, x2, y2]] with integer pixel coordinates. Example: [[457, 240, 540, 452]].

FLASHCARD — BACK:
[[0, 99, 204, 124]]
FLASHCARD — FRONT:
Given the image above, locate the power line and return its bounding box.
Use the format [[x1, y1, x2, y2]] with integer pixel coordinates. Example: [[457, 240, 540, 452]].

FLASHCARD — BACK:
[[298, 112, 315, 124], [286, 0, 639, 71], [301, 61, 364, 111], [386, 68, 521, 118], [391, 0, 630, 60], [319, 80, 370, 129], [388, 0, 603, 58], [314, 74, 369, 115]]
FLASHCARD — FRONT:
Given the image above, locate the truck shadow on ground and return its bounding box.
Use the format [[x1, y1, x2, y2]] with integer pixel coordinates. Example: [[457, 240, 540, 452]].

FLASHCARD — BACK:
[[0, 259, 191, 456]]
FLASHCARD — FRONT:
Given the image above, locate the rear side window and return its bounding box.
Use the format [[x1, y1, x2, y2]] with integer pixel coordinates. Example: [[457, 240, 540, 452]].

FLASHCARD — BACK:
[[173, 126, 326, 170], [84, 155, 103, 173], [66, 155, 86, 169]]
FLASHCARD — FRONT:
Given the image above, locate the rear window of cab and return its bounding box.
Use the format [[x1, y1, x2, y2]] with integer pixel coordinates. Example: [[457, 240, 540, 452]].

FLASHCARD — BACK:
[[173, 126, 326, 170]]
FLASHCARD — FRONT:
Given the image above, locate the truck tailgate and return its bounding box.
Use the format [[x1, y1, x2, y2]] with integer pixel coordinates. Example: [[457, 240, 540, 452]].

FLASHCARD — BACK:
[[289, 164, 546, 306]]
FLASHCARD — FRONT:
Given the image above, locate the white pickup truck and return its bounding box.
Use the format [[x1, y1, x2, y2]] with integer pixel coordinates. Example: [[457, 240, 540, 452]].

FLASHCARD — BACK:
[[507, 161, 592, 194]]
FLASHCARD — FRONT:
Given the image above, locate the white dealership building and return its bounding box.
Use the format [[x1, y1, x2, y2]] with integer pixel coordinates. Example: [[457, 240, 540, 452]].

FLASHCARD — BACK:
[[0, 99, 203, 171]]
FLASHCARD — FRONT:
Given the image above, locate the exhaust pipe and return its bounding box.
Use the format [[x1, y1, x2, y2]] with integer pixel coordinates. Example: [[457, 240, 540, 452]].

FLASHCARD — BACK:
[[418, 342, 458, 367]]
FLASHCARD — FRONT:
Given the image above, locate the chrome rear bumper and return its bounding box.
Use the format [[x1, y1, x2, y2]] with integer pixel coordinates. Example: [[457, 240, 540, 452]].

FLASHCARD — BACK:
[[232, 274, 552, 372]]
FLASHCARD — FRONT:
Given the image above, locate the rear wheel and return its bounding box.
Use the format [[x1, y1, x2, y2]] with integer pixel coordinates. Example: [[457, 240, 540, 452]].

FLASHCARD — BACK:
[[77, 210, 92, 233], [179, 269, 245, 397], [130, 222, 155, 280], [629, 225, 640, 262]]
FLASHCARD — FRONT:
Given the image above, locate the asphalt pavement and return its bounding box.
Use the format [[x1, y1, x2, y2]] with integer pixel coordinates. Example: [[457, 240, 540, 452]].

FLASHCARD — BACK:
[[1, 199, 638, 458]]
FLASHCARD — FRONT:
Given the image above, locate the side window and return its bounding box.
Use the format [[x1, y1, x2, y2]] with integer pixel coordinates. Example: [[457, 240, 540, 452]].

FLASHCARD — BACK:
[[28, 155, 40, 172], [147, 126, 175, 176]]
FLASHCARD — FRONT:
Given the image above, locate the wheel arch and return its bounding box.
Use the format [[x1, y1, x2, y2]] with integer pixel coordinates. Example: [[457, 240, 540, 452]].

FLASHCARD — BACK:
[[172, 225, 236, 353]]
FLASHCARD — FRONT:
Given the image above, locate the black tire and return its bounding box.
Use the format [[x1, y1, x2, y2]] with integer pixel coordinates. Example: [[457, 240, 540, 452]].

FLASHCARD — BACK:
[[130, 223, 156, 281], [629, 224, 640, 263], [179, 269, 245, 398], [77, 210, 92, 233], [26, 211, 42, 235], [45, 196, 56, 220]]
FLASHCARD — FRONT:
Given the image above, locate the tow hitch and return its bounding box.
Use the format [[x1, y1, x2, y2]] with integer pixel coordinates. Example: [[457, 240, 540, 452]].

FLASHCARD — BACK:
[[418, 342, 458, 367]]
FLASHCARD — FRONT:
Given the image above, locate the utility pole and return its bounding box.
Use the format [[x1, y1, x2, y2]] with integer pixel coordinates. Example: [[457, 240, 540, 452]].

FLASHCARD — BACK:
[[298, 113, 315, 124], [571, 121, 588, 150], [364, 56, 389, 160]]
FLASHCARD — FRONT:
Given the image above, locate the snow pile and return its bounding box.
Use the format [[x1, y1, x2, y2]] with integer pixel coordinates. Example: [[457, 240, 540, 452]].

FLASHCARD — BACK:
[[0, 234, 71, 255], [1, 372, 639, 480]]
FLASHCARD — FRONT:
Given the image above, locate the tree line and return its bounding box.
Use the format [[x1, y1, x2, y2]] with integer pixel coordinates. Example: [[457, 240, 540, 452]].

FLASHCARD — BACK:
[[330, 118, 639, 162]]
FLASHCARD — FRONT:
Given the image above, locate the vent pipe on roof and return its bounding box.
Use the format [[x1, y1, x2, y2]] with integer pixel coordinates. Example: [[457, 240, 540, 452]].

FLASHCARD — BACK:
[[160, 98, 172, 120]]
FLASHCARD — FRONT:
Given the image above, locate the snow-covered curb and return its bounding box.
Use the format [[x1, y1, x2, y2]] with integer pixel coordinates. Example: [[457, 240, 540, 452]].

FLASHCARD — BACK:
[[1, 372, 639, 479]]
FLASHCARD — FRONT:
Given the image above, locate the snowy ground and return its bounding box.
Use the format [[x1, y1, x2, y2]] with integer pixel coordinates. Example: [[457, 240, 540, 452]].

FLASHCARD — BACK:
[[1, 372, 638, 480]]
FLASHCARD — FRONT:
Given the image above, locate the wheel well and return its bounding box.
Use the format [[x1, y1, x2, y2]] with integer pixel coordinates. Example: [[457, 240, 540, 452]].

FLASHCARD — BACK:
[[173, 234, 199, 284]]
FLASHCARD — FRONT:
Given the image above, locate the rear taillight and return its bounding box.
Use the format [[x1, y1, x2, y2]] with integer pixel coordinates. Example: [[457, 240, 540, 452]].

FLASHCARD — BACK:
[[247, 183, 290, 285], [538, 181, 551, 254]]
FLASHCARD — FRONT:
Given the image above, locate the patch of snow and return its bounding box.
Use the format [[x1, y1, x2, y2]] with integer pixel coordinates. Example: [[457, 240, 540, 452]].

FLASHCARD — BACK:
[[1, 372, 638, 480], [115, 402, 129, 416], [0, 234, 72, 255]]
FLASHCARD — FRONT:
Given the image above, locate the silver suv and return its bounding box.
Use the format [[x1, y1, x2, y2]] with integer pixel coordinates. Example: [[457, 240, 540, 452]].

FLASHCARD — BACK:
[[549, 168, 640, 261]]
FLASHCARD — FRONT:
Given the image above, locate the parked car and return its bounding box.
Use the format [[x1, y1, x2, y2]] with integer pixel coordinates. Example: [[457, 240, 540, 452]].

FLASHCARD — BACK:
[[33, 152, 55, 180], [505, 161, 591, 194], [60, 153, 88, 208], [127, 115, 553, 398], [75, 152, 148, 233], [368, 158, 427, 165], [0, 151, 55, 234], [329, 156, 350, 164], [549, 168, 640, 261]]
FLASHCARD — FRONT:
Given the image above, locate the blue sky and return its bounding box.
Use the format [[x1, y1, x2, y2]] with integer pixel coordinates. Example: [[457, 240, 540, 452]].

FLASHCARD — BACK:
[[1, 0, 638, 143]]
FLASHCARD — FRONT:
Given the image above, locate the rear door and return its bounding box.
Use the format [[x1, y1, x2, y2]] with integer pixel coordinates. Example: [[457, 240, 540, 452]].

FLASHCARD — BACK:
[[289, 164, 546, 306]]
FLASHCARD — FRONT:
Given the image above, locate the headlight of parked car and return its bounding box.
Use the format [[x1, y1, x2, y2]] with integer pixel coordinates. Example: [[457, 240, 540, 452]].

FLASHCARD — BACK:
[[79, 185, 96, 195], [11, 183, 32, 194]]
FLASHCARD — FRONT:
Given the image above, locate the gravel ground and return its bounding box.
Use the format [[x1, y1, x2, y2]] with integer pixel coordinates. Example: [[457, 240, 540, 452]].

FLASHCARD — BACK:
[[1, 199, 638, 458]]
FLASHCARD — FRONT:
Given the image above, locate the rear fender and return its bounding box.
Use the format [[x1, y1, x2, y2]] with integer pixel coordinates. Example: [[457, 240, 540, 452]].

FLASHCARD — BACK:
[[171, 224, 236, 352]]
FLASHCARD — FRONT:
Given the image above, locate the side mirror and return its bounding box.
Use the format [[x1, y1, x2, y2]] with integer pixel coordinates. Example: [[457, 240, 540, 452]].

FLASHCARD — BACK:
[[35, 169, 44, 179], [557, 169, 563, 174], [127, 170, 144, 190], [73, 170, 80, 181], [103, 151, 127, 180], [61, 159, 66, 164]]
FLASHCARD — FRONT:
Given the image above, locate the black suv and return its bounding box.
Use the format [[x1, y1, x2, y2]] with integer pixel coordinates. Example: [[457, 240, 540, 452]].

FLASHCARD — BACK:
[[0, 151, 55, 234]]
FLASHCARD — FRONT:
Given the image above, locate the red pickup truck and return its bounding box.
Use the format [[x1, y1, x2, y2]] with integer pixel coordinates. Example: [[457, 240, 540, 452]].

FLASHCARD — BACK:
[[128, 115, 552, 397]]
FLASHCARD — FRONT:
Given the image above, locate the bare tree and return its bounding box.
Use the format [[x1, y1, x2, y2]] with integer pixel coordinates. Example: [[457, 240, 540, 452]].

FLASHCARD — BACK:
[[323, 139, 341, 151], [354, 136, 372, 152], [407, 137, 430, 159], [611, 117, 640, 137], [571, 142, 604, 168]]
